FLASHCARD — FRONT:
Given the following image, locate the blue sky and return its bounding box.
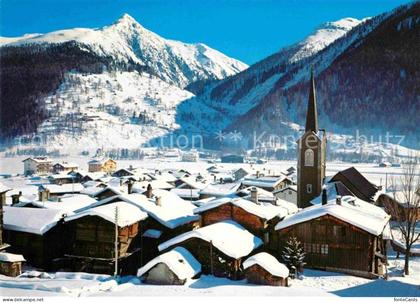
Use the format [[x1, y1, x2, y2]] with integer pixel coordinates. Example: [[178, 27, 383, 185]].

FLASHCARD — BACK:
[[0, 0, 410, 64]]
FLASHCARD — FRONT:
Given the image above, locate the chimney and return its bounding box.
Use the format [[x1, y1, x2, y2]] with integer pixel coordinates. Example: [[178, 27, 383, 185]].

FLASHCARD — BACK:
[[250, 187, 259, 204], [256, 171, 260, 178], [219, 178, 223, 184], [127, 180, 133, 194], [146, 184, 153, 198], [155, 196, 162, 206], [336, 195, 342, 206], [322, 186, 327, 205], [12, 192, 22, 205], [213, 174, 217, 183], [120, 179, 123, 186]]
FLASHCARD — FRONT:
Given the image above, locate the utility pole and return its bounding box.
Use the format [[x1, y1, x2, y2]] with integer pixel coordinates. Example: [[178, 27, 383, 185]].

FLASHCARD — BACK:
[[114, 205, 119, 277], [210, 240, 214, 275]]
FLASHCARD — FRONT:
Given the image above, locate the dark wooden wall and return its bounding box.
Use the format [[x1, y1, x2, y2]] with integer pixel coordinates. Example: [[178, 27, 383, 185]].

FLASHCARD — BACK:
[[270, 214, 386, 277]]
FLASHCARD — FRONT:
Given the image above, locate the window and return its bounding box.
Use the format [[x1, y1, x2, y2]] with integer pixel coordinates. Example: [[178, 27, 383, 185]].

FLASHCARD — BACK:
[[288, 191, 292, 195], [321, 244, 329, 255], [304, 149, 314, 166], [307, 184, 312, 193]]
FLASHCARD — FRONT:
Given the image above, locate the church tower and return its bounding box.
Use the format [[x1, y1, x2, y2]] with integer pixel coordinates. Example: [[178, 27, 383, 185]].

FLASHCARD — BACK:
[[297, 68, 326, 208]]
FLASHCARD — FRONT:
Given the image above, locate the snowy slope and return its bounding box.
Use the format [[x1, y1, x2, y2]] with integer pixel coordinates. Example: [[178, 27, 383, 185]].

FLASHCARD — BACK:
[[174, 17, 365, 134], [0, 14, 248, 88], [20, 71, 194, 153]]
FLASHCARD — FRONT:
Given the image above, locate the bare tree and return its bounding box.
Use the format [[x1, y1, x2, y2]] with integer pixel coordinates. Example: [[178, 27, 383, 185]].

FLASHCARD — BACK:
[[386, 157, 420, 275]]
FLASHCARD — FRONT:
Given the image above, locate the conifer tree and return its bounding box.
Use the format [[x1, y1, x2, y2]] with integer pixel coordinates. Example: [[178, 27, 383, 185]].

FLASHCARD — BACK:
[[282, 236, 306, 278]]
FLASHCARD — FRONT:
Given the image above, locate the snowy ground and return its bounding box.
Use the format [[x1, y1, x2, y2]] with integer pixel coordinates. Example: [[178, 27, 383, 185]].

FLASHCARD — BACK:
[[0, 250, 418, 297]]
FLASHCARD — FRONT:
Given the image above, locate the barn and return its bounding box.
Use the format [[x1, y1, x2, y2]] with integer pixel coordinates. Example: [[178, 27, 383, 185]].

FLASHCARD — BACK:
[[158, 220, 263, 279], [243, 252, 289, 286], [271, 195, 391, 278], [3, 207, 65, 269], [137, 247, 201, 285], [63, 201, 148, 275]]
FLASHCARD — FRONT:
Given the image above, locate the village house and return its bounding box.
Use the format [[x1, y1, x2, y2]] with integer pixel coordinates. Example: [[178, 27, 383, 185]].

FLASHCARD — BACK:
[[329, 167, 380, 203], [22, 157, 52, 176], [75, 189, 199, 263], [52, 162, 79, 174], [194, 194, 297, 238], [38, 183, 85, 201], [0, 252, 26, 277], [242, 175, 294, 192], [233, 167, 255, 181], [88, 158, 117, 173], [271, 195, 391, 279], [48, 173, 76, 185], [273, 185, 298, 206], [199, 182, 241, 199], [137, 247, 201, 285], [158, 220, 263, 279], [181, 150, 199, 162], [243, 252, 289, 286], [3, 206, 65, 270], [63, 201, 148, 275]]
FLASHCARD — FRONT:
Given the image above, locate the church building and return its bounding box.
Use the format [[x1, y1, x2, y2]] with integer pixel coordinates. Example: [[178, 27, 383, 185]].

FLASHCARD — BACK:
[[297, 69, 327, 208]]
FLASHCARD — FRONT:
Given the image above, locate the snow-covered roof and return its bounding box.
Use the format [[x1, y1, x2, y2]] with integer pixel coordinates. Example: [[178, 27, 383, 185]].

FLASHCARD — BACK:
[[0, 252, 26, 263], [274, 185, 297, 193], [242, 176, 288, 189], [54, 162, 79, 168], [158, 220, 263, 259], [142, 229, 162, 239], [170, 188, 200, 199], [3, 206, 64, 235], [199, 182, 241, 197], [41, 183, 84, 194], [137, 247, 201, 280], [177, 177, 206, 190], [22, 157, 51, 164], [193, 197, 296, 220], [275, 196, 391, 237], [243, 252, 289, 278], [88, 158, 115, 164], [48, 173, 75, 180], [92, 186, 125, 198], [134, 180, 174, 190], [80, 190, 198, 229], [64, 201, 148, 227], [82, 172, 107, 180]]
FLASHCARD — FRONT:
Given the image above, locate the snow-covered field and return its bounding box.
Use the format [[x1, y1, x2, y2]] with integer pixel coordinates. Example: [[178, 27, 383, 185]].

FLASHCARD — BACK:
[[0, 156, 411, 186], [0, 251, 418, 297]]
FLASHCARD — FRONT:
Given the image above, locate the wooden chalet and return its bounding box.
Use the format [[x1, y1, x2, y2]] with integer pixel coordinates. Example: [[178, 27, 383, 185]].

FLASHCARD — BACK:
[[52, 162, 78, 174], [3, 207, 65, 270], [271, 195, 391, 279], [88, 158, 117, 173], [243, 252, 289, 286], [137, 247, 201, 285], [63, 201, 148, 275], [22, 157, 52, 176], [158, 220, 263, 279], [194, 195, 297, 238]]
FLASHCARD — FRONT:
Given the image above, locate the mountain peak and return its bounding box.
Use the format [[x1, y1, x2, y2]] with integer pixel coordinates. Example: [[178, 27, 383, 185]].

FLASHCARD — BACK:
[[114, 13, 140, 27]]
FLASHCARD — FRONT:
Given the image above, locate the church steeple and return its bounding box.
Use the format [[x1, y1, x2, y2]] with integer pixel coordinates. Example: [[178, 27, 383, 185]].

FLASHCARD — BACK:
[[305, 67, 318, 133]]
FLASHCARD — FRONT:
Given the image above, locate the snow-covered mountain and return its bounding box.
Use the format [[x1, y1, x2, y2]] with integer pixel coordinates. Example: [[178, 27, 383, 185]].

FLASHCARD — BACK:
[[173, 17, 366, 134], [0, 14, 247, 88], [174, 2, 419, 149], [0, 14, 247, 142]]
